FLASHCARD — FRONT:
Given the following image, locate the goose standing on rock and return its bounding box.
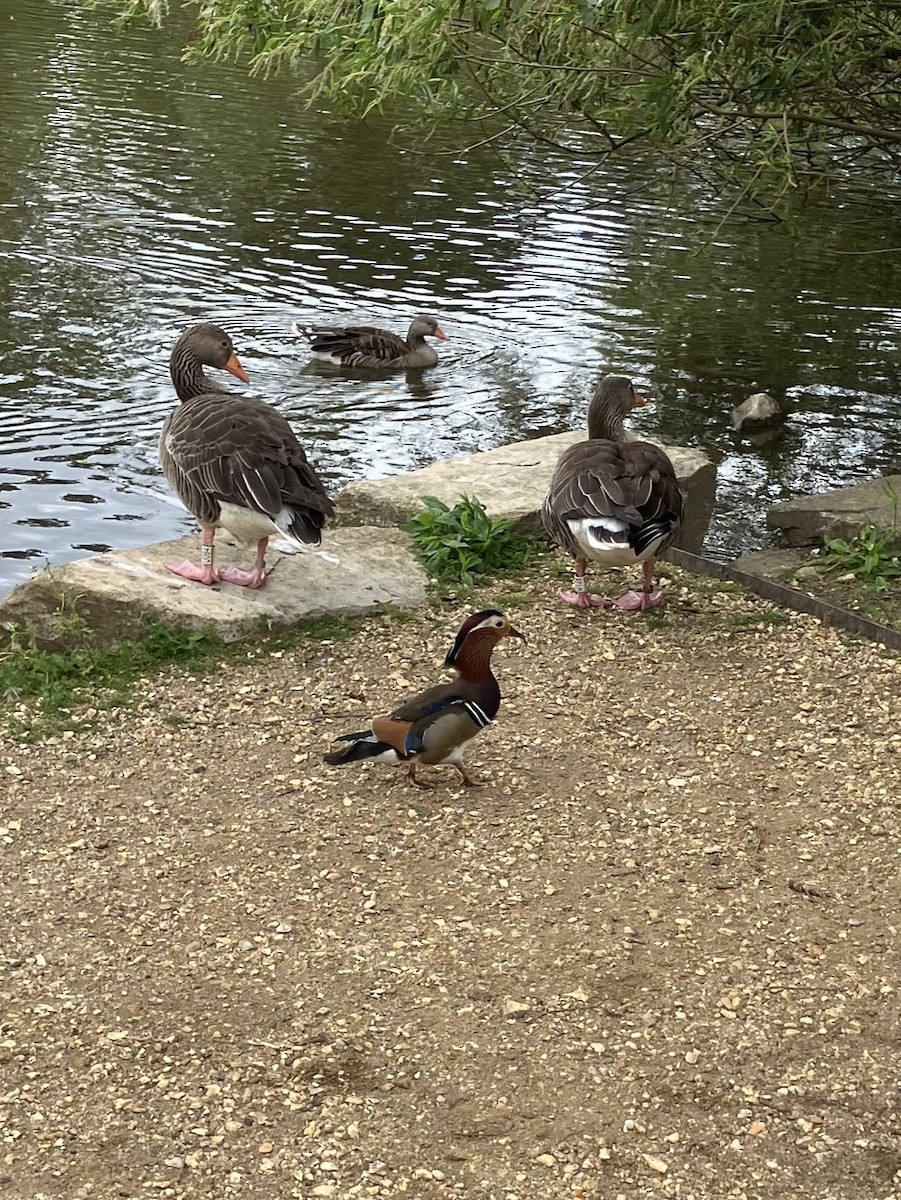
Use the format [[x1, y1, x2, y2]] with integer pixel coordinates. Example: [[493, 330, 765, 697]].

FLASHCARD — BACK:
[[293, 314, 448, 370], [542, 375, 684, 612], [160, 322, 334, 589]]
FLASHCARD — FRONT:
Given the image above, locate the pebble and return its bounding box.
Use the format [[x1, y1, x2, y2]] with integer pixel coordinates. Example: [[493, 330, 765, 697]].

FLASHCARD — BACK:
[[642, 1155, 668, 1174]]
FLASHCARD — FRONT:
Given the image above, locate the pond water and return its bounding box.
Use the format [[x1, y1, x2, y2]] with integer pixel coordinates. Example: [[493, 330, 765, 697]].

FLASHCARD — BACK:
[[1, 0, 899, 596]]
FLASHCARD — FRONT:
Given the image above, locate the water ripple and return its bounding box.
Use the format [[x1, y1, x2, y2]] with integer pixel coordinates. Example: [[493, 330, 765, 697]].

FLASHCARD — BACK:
[[0, 0, 898, 593]]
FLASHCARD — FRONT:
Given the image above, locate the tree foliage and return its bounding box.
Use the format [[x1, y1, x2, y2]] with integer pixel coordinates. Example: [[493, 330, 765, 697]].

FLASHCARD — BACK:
[[107, 0, 901, 214]]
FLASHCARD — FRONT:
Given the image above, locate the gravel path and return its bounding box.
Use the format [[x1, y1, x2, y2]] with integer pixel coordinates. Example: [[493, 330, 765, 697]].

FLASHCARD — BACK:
[[2, 571, 899, 1200]]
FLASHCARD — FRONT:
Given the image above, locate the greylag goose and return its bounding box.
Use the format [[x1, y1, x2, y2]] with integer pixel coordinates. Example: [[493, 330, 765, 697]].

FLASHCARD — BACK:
[[293, 314, 447, 369], [541, 375, 684, 612], [324, 610, 524, 789], [160, 322, 334, 589]]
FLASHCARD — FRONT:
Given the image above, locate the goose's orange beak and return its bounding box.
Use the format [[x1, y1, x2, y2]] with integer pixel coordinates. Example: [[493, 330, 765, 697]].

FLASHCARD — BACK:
[[633, 391, 646, 407], [225, 352, 249, 384], [434, 327, 449, 340]]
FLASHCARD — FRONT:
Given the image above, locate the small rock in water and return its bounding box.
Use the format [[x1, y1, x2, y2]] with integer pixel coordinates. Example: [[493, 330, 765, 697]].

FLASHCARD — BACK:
[[731, 392, 784, 431]]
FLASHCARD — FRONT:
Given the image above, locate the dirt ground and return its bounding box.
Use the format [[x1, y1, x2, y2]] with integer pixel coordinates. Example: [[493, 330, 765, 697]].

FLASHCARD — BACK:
[[1, 569, 899, 1200]]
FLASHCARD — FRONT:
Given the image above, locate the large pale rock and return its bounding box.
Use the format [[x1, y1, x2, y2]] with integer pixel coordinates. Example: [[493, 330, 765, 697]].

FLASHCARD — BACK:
[[731, 392, 783, 431], [767, 475, 901, 547], [0, 527, 427, 651], [336, 432, 717, 554]]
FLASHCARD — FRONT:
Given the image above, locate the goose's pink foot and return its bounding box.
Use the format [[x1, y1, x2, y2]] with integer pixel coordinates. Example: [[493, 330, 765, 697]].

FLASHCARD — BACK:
[[613, 589, 665, 612], [219, 564, 267, 589], [560, 589, 611, 609], [218, 538, 269, 589], [166, 560, 221, 586]]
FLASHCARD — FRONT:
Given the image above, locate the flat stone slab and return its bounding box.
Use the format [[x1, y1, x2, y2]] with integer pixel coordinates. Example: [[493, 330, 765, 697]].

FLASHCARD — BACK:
[[732, 548, 809, 581], [0, 527, 427, 651], [336, 432, 717, 554], [767, 474, 901, 547]]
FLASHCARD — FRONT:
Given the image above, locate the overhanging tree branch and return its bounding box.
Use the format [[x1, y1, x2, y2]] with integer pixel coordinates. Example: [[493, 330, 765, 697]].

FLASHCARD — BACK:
[[93, 0, 901, 216]]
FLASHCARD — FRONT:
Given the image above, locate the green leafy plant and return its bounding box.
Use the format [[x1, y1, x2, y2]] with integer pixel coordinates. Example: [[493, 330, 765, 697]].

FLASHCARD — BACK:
[[821, 524, 901, 593], [403, 495, 536, 589]]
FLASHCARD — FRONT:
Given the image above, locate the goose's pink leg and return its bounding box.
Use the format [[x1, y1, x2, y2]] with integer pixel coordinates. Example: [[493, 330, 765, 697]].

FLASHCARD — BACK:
[[219, 536, 269, 589], [167, 526, 222, 586], [560, 558, 611, 609], [613, 560, 665, 612]]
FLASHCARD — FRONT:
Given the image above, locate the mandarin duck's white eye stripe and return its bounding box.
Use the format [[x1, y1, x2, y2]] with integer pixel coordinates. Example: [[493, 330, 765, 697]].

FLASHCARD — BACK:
[[475, 616, 501, 631], [541, 373, 684, 613], [323, 610, 520, 790]]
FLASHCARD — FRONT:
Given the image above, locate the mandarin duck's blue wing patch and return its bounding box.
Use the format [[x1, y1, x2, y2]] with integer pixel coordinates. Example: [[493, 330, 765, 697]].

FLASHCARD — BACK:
[[404, 727, 425, 755]]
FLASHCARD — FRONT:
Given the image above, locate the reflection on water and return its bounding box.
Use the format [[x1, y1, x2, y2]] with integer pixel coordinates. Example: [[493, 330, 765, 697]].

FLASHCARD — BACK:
[[0, 0, 898, 595]]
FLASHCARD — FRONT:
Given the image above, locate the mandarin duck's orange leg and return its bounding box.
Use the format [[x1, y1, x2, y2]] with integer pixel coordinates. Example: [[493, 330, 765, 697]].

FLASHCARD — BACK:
[[454, 764, 485, 788], [406, 762, 433, 790]]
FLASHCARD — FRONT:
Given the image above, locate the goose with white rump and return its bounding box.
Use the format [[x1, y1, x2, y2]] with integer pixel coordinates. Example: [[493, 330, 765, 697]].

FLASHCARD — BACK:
[[541, 375, 684, 612], [293, 314, 448, 370], [160, 322, 335, 589]]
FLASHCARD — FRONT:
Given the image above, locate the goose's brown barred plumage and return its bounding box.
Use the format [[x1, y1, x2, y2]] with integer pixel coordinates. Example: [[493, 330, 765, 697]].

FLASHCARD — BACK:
[[159, 322, 334, 589], [294, 314, 447, 370], [541, 375, 684, 612]]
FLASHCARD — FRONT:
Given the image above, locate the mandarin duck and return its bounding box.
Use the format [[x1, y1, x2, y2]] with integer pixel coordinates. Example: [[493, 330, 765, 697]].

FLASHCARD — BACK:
[[323, 609, 524, 788], [159, 322, 335, 589], [541, 375, 684, 612], [293, 314, 447, 369]]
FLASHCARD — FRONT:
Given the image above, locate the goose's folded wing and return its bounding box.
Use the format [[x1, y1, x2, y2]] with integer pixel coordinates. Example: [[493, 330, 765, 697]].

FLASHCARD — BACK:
[[619, 443, 685, 524], [346, 329, 409, 362], [306, 325, 408, 362], [308, 323, 384, 342], [545, 441, 683, 524], [163, 396, 333, 523], [543, 442, 640, 552]]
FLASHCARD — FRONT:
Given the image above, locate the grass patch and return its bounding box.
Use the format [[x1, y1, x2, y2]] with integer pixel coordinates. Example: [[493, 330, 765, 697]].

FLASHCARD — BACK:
[[729, 610, 792, 628], [1, 620, 222, 715], [259, 612, 358, 651], [0, 611, 361, 740], [403, 495, 541, 591], [715, 581, 747, 594]]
